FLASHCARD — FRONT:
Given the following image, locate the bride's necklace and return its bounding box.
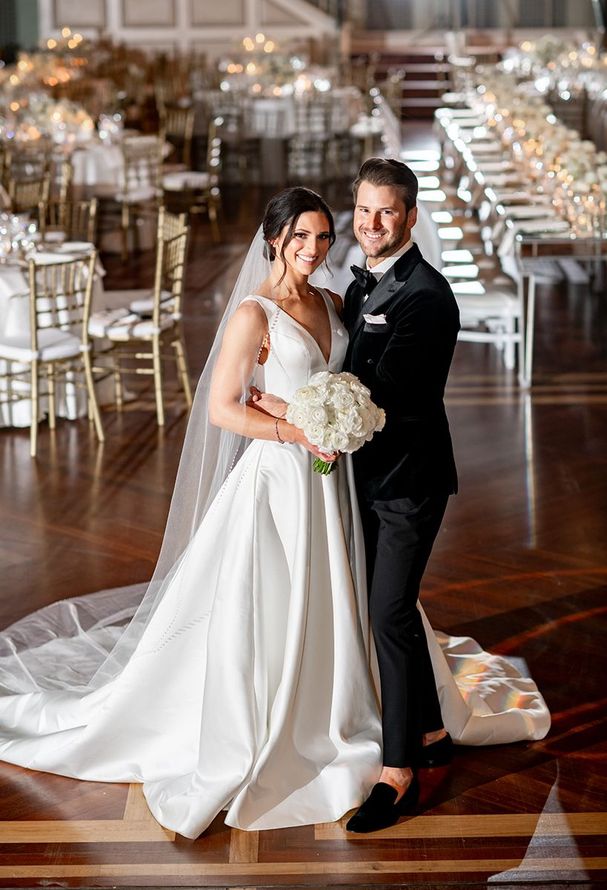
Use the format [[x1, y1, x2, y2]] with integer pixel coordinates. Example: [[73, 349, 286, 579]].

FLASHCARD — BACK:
[[270, 282, 317, 303]]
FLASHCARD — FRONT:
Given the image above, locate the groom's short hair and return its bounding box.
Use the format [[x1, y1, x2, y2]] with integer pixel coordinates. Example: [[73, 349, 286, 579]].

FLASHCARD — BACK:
[[353, 158, 418, 212]]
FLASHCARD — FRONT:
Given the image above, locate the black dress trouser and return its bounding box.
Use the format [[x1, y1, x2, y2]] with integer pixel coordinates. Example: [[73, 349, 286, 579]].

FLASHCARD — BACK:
[[359, 492, 449, 767]]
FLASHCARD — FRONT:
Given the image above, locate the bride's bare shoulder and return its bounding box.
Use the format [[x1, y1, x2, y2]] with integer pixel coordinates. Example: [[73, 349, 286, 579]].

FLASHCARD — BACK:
[[227, 299, 268, 335]]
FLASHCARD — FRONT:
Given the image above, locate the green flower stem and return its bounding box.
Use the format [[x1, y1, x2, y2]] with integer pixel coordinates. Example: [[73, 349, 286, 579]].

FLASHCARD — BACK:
[[313, 458, 335, 475]]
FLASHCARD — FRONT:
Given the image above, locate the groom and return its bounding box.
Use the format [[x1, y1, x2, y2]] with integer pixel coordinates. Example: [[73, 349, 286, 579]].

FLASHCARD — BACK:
[[343, 158, 460, 832]]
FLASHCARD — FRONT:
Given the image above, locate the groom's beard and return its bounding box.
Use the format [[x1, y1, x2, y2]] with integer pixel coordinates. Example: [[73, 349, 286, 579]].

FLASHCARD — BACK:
[[356, 220, 408, 260]]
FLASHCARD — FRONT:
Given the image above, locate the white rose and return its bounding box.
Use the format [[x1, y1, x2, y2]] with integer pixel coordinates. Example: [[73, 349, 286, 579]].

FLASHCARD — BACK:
[[306, 423, 326, 447], [309, 406, 328, 425], [326, 430, 349, 451], [294, 385, 317, 402], [333, 390, 355, 410], [337, 417, 357, 439]]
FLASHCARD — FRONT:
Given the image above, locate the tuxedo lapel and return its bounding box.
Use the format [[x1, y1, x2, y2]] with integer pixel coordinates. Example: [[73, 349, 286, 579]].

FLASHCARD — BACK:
[[349, 243, 423, 340], [345, 284, 365, 332]]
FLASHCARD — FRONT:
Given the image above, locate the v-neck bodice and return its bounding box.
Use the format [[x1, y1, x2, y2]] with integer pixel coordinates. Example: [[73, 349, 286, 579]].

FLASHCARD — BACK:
[[243, 290, 348, 401]]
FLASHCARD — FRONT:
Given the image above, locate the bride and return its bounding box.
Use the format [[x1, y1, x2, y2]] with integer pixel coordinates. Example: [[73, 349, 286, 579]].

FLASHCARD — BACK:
[[0, 187, 549, 839]]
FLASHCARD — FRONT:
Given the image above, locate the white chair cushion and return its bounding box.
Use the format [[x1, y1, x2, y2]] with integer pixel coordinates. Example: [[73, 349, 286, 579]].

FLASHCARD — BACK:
[[0, 328, 81, 362], [128, 290, 172, 315], [98, 288, 150, 310], [89, 291, 176, 336], [115, 186, 160, 203], [88, 307, 135, 338], [162, 171, 211, 190], [457, 292, 520, 322], [104, 314, 176, 341]]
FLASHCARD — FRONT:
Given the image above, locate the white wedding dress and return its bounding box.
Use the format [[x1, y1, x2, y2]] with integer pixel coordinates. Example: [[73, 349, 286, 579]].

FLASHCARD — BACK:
[[0, 291, 549, 838]]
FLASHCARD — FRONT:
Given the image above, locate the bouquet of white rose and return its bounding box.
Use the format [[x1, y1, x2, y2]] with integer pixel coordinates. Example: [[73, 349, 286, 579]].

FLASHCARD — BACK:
[[286, 371, 386, 475]]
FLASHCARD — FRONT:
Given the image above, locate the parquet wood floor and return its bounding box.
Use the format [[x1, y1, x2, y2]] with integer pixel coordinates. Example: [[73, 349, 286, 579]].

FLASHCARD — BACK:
[[0, 126, 605, 888]]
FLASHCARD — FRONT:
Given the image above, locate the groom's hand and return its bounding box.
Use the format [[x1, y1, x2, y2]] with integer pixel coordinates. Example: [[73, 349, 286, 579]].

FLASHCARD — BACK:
[[248, 387, 288, 418]]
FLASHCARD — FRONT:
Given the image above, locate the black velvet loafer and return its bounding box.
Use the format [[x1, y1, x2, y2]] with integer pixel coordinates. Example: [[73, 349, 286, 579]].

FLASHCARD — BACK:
[[417, 732, 453, 768], [345, 775, 419, 833]]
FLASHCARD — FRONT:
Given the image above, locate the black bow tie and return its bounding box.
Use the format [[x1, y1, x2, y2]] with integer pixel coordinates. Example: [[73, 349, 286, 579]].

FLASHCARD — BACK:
[[350, 265, 378, 295]]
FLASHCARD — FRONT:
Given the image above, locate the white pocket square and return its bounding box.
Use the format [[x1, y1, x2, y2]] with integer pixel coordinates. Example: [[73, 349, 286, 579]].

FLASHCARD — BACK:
[[363, 313, 388, 325]]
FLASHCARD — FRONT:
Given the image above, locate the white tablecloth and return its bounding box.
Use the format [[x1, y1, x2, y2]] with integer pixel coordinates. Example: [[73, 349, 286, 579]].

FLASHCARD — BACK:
[[70, 137, 170, 189], [71, 142, 123, 188]]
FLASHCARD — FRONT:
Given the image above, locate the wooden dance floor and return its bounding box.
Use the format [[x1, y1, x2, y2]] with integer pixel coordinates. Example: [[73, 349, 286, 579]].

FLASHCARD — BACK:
[[0, 129, 605, 888]]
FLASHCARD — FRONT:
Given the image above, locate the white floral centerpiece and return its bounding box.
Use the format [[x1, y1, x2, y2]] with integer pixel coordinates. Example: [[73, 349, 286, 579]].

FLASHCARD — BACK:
[[286, 371, 385, 475], [0, 92, 94, 146]]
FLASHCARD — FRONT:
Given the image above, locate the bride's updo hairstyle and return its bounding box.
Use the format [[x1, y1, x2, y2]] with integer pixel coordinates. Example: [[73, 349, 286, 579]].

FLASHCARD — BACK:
[[262, 187, 336, 269]]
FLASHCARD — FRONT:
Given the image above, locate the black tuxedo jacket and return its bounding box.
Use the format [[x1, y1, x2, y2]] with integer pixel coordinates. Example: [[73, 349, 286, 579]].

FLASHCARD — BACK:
[[343, 243, 460, 502]]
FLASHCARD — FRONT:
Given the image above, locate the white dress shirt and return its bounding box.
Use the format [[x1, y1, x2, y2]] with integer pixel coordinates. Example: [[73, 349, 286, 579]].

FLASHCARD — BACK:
[[363, 240, 414, 301]]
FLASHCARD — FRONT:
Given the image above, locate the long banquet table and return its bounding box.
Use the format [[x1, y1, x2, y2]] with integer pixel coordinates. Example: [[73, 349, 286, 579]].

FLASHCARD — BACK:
[[514, 229, 607, 387]]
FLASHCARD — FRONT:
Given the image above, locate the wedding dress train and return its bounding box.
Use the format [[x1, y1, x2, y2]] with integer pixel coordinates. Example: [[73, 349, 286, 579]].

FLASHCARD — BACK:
[[0, 291, 549, 838]]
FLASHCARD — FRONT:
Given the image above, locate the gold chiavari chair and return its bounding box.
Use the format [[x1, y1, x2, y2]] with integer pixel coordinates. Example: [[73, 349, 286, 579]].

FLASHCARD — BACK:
[[0, 252, 104, 457], [89, 208, 191, 426], [3, 138, 53, 183], [0, 143, 7, 183], [55, 157, 74, 203], [0, 148, 8, 209], [120, 136, 163, 258], [159, 103, 195, 170], [154, 63, 190, 114], [37, 198, 98, 243], [287, 99, 332, 183], [95, 135, 162, 261], [7, 175, 51, 214], [347, 54, 379, 97], [162, 117, 222, 241]]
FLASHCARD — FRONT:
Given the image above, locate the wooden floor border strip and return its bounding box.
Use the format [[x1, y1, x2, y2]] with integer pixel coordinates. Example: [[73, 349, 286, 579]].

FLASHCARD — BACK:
[[229, 829, 260, 863], [0, 811, 603, 845], [315, 811, 607, 840], [0, 858, 605, 878], [122, 783, 175, 839], [0, 820, 173, 843]]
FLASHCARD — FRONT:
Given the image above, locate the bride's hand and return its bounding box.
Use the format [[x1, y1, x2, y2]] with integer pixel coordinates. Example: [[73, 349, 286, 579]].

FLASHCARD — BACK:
[[292, 427, 338, 463], [248, 387, 288, 418]]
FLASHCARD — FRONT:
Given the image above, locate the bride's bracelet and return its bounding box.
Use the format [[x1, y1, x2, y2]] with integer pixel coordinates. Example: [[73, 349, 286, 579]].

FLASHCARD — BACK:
[[275, 417, 286, 444]]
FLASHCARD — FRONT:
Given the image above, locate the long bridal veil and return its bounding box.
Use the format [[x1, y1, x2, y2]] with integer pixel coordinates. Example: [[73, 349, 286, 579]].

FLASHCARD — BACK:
[[0, 228, 273, 695]]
